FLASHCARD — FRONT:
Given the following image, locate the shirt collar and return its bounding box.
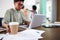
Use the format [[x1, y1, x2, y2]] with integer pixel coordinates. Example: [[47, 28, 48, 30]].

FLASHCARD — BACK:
[[13, 8, 20, 12]]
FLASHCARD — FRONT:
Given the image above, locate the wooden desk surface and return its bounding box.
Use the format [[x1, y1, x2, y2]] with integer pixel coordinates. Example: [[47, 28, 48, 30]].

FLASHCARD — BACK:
[[0, 27, 60, 40], [33, 27, 60, 40]]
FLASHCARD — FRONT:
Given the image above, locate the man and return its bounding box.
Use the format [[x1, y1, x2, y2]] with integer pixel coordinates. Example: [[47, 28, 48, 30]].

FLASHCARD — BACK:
[[21, 5, 27, 17], [32, 5, 37, 14], [27, 5, 37, 21], [2, 0, 30, 32]]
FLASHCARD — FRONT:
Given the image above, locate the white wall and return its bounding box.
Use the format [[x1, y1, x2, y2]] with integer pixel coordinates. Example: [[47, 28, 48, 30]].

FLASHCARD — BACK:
[[24, 0, 36, 10], [0, 0, 39, 17], [24, 0, 40, 13], [0, 0, 14, 17], [46, 0, 52, 21], [52, 0, 57, 22], [46, 0, 57, 22]]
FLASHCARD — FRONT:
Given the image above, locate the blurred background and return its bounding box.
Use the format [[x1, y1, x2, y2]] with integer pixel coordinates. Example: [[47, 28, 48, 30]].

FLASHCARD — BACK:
[[0, 0, 57, 23]]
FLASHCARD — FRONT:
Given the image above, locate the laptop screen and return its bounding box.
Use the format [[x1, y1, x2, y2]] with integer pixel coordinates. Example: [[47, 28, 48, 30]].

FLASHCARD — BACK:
[[29, 14, 45, 28]]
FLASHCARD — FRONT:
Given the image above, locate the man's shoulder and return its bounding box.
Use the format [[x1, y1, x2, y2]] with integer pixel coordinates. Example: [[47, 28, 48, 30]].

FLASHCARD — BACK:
[[6, 8, 14, 12]]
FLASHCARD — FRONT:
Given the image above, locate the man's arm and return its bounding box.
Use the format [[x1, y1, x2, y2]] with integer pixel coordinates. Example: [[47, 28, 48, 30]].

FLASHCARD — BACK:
[[2, 21, 10, 33], [2, 10, 10, 33], [2, 10, 10, 28], [21, 12, 31, 25]]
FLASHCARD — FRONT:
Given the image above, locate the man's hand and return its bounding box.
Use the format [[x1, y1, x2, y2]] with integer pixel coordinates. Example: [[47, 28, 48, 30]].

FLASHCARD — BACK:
[[25, 21, 30, 26], [2, 22, 10, 33], [5, 25, 10, 33]]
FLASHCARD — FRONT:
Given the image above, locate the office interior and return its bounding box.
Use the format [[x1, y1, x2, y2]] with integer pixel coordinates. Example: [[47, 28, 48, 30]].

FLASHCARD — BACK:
[[0, 0, 60, 40], [0, 0, 58, 26]]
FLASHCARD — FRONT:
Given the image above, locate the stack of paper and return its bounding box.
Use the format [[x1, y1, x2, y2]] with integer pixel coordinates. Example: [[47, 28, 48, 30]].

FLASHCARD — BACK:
[[54, 22, 60, 24], [42, 22, 60, 27], [19, 25, 28, 29], [0, 29, 45, 40], [0, 34, 5, 39]]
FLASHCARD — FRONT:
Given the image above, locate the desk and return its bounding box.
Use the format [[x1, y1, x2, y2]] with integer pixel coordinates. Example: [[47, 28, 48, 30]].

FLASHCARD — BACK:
[[0, 27, 60, 40], [33, 27, 60, 40]]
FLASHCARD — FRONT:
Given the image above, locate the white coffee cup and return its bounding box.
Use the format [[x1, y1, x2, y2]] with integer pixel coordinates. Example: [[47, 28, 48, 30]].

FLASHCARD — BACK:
[[9, 22, 19, 34]]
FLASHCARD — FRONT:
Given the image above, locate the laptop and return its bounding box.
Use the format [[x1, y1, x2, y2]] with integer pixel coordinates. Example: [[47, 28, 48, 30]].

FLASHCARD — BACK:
[[20, 14, 45, 29]]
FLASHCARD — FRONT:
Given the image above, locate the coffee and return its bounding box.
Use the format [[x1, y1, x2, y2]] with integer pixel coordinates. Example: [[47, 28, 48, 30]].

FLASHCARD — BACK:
[[9, 22, 19, 34]]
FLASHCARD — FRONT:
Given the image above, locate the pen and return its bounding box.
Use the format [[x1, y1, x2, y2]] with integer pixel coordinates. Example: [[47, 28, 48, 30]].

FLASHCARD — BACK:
[[0, 37, 3, 40]]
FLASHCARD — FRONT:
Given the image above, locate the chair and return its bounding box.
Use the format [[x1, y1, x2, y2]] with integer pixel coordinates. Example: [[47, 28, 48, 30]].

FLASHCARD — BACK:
[[0, 18, 3, 27]]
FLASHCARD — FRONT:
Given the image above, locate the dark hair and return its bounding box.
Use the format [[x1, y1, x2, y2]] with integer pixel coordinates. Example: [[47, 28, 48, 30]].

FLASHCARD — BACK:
[[14, 0, 24, 2], [22, 5, 24, 9], [32, 5, 37, 10]]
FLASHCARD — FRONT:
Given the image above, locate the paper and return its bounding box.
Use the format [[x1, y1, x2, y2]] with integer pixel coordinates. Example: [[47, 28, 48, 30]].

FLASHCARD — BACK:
[[42, 22, 60, 27], [20, 29, 45, 36], [3, 35, 42, 40], [19, 25, 28, 29], [54, 22, 60, 24], [2, 29, 45, 40], [0, 34, 6, 40]]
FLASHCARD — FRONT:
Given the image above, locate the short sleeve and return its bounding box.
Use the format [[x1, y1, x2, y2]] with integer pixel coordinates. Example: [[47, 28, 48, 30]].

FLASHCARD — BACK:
[[2, 10, 10, 24]]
